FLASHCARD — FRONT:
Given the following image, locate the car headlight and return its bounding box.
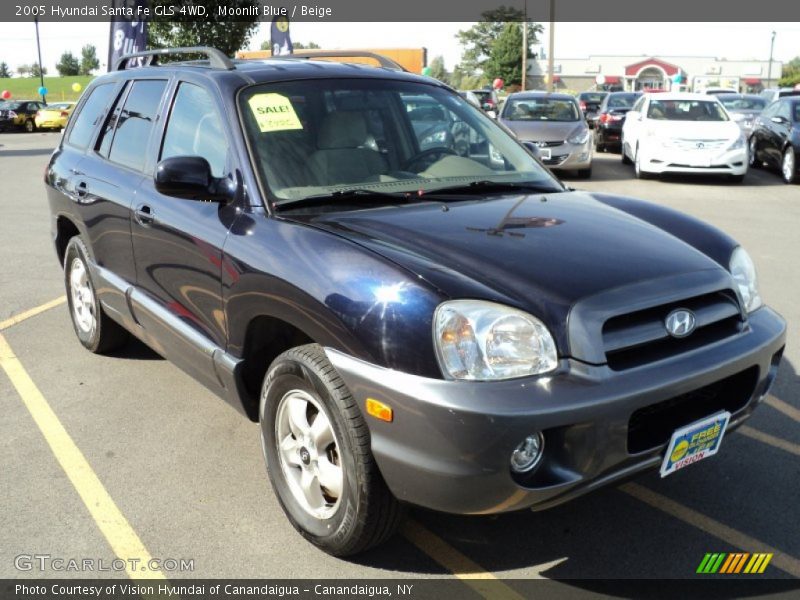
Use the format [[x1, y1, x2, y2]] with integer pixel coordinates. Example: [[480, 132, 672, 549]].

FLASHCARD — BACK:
[[567, 129, 590, 145], [433, 300, 558, 380], [729, 247, 762, 313], [728, 134, 746, 151]]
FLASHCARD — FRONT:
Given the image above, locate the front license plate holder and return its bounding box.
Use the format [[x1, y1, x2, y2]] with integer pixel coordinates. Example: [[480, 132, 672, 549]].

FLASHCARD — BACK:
[[540, 148, 552, 160], [660, 411, 731, 477]]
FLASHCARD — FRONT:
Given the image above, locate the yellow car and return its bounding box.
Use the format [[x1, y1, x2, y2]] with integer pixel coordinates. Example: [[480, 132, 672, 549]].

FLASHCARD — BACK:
[[34, 102, 76, 131]]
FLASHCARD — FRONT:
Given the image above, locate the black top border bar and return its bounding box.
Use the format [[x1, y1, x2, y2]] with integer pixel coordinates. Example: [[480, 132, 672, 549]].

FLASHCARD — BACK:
[[6, 0, 800, 22]]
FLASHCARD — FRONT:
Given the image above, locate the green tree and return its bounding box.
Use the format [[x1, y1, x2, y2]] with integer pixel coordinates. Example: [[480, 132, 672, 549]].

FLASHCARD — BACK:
[[456, 7, 541, 78], [56, 51, 80, 76], [427, 55, 448, 83], [80, 44, 100, 75], [259, 40, 321, 51], [483, 23, 526, 86], [0, 62, 11, 78], [30, 63, 47, 78], [17, 64, 31, 77], [148, 0, 260, 57], [779, 56, 800, 87]]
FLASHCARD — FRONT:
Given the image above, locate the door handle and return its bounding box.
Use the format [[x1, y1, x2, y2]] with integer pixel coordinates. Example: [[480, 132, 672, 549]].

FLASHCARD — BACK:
[[134, 204, 155, 226]]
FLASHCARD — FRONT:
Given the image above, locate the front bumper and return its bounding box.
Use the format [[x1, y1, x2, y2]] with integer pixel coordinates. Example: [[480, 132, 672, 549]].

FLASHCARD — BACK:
[[639, 144, 748, 176], [536, 140, 593, 171], [326, 307, 785, 515]]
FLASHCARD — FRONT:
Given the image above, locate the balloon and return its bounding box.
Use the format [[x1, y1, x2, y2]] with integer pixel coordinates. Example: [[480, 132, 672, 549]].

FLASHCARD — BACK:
[[72, 82, 82, 92], [493, 78, 504, 90], [421, 66, 432, 77], [595, 74, 606, 85], [38, 86, 48, 96], [672, 72, 682, 83], [1, 90, 10, 100]]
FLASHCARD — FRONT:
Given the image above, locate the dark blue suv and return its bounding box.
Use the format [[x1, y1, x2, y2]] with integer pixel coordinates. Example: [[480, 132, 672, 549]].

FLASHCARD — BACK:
[[46, 47, 786, 556]]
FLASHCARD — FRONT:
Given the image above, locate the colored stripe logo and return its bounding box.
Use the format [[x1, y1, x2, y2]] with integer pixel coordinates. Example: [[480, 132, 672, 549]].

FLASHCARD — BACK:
[[697, 552, 773, 574]]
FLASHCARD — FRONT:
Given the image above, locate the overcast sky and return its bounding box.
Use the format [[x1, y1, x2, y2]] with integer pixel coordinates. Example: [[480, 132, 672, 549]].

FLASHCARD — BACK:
[[0, 21, 797, 75]]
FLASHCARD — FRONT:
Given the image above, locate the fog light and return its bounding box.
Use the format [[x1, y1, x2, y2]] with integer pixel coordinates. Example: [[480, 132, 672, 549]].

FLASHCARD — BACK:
[[510, 433, 544, 473]]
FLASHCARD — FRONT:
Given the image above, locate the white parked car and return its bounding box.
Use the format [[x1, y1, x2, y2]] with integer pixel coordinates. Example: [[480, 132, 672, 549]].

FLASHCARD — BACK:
[[621, 93, 748, 182]]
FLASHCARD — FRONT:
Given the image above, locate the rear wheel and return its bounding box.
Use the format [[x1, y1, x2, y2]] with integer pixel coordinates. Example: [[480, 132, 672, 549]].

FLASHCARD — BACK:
[[260, 344, 402, 556], [24, 119, 35, 133], [64, 237, 129, 353], [634, 146, 651, 179], [782, 147, 797, 184]]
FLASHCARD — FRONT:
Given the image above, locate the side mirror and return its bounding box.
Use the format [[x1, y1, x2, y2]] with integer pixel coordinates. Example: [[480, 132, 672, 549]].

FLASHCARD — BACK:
[[155, 156, 233, 202], [521, 141, 542, 159], [770, 116, 787, 125]]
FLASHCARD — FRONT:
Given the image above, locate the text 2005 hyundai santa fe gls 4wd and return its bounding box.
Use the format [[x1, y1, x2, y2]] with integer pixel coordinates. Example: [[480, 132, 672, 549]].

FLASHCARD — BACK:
[[45, 47, 786, 556]]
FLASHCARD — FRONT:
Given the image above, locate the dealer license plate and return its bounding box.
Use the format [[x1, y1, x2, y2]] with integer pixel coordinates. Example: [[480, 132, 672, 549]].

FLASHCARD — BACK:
[[540, 148, 551, 160], [660, 411, 730, 477]]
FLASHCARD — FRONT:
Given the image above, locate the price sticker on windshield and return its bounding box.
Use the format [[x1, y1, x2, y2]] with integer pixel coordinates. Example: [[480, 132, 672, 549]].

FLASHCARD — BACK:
[[248, 93, 303, 132]]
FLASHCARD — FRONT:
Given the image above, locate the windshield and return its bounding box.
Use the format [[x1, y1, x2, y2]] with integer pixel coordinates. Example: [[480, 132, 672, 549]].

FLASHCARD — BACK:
[[502, 97, 580, 122], [46, 103, 73, 110], [607, 93, 640, 109], [579, 93, 606, 104], [239, 79, 561, 204], [718, 96, 766, 111], [647, 100, 729, 121]]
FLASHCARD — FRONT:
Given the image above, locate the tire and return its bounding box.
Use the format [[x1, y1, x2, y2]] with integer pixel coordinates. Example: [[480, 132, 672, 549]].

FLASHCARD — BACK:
[[577, 167, 592, 179], [781, 147, 797, 184], [748, 136, 761, 168], [621, 137, 632, 164], [64, 237, 129, 353], [24, 119, 35, 133], [260, 344, 402, 556]]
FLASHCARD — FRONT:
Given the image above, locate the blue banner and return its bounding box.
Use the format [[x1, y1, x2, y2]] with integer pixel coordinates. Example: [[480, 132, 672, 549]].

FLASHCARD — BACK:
[[107, 0, 148, 71], [270, 16, 293, 56]]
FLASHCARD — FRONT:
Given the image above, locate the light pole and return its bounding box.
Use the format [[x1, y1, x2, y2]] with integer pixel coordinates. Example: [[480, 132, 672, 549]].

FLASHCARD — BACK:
[[546, 0, 555, 92], [34, 17, 46, 103], [767, 30, 776, 89], [521, 0, 527, 91]]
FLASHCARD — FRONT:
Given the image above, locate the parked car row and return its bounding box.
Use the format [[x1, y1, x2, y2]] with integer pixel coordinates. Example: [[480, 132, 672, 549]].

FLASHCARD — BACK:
[[0, 99, 75, 132]]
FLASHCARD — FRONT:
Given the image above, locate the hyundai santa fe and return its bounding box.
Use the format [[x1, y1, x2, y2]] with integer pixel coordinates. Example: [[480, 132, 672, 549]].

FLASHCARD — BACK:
[[45, 47, 786, 556]]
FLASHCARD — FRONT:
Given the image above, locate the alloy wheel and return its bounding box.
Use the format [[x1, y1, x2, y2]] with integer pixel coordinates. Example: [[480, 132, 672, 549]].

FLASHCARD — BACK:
[[782, 148, 796, 183], [69, 258, 96, 335]]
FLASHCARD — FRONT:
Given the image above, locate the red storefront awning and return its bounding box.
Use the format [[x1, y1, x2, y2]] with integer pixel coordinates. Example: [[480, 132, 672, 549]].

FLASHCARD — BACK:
[[604, 76, 621, 84], [743, 78, 762, 85]]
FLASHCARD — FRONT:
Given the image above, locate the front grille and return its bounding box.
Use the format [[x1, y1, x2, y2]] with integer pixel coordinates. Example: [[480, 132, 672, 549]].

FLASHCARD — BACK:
[[603, 291, 743, 370], [627, 366, 758, 453], [667, 163, 730, 169], [544, 155, 569, 165], [662, 138, 728, 150], [534, 140, 565, 148]]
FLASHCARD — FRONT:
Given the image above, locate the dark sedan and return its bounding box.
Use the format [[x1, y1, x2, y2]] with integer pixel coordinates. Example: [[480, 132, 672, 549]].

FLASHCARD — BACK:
[[748, 96, 800, 184], [718, 94, 767, 138], [594, 91, 642, 152], [577, 91, 608, 128], [0, 100, 47, 132]]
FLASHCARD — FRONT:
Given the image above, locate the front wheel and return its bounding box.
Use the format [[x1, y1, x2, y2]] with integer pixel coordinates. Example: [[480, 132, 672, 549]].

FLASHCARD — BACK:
[[782, 147, 797, 184], [260, 344, 402, 556], [634, 146, 651, 179], [621, 136, 632, 164]]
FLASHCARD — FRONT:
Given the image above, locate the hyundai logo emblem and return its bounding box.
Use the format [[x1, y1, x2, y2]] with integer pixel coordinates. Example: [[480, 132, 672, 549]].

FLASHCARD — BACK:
[[665, 309, 696, 338], [696, 142, 705, 149]]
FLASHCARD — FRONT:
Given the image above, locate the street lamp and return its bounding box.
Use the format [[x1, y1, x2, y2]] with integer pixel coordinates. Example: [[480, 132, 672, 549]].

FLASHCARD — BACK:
[[547, 0, 555, 93], [34, 17, 46, 103], [767, 30, 776, 89]]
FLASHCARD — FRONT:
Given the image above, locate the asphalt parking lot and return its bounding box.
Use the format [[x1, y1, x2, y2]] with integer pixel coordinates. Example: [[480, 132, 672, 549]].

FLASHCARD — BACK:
[[1, 131, 798, 590]]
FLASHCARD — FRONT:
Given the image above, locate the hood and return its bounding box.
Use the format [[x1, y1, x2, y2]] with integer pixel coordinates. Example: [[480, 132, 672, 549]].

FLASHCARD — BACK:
[[299, 192, 724, 349], [499, 119, 584, 143], [647, 119, 741, 140]]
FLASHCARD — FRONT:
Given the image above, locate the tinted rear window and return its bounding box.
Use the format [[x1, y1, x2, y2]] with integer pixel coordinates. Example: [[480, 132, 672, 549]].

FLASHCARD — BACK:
[[107, 80, 167, 172], [67, 84, 116, 149]]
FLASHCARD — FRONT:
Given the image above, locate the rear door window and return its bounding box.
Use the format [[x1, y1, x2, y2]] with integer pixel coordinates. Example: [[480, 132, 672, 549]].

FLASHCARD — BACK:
[[96, 82, 131, 158], [107, 79, 168, 172], [67, 83, 116, 150]]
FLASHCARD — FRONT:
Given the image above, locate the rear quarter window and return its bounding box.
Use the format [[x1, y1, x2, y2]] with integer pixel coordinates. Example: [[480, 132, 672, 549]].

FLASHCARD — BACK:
[[67, 83, 117, 150], [107, 79, 168, 172]]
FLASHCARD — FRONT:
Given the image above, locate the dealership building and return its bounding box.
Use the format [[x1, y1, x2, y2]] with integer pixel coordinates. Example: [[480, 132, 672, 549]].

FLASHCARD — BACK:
[[529, 55, 783, 93]]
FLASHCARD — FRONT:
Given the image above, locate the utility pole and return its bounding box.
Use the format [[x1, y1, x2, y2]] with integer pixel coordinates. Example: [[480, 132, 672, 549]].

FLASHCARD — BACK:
[[767, 30, 776, 89], [34, 17, 46, 103], [546, 0, 555, 93], [521, 0, 527, 91]]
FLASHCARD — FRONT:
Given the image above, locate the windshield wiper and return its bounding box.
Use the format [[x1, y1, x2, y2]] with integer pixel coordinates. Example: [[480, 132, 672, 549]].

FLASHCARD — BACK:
[[422, 180, 562, 197], [274, 188, 413, 211]]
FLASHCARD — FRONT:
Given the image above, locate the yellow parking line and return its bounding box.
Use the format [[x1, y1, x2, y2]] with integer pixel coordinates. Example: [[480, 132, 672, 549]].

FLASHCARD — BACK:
[[0, 332, 164, 580], [738, 425, 800, 457], [403, 520, 564, 599], [620, 482, 800, 578], [0, 296, 66, 331], [764, 396, 800, 424]]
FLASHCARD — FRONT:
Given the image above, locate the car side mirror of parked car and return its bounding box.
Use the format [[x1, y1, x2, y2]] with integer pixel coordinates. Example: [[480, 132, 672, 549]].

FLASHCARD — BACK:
[[155, 156, 234, 203], [521, 141, 542, 159], [770, 116, 788, 125]]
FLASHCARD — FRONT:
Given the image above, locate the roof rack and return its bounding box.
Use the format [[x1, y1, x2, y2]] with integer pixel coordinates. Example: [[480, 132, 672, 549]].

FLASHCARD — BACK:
[[115, 46, 235, 71], [279, 51, 407, 72]]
